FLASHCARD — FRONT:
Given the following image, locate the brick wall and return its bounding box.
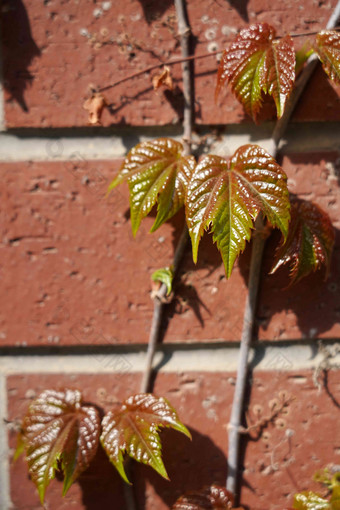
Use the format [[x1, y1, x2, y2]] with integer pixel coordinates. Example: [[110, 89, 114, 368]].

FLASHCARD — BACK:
[[1, 1, 340, 509]]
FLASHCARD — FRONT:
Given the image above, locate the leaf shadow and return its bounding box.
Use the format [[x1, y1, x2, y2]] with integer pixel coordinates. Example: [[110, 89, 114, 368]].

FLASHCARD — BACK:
[[122, 206, 221, 335], [320, 370, 340, 409], [107, 78, 199, 126], [237, 200, 340, 343], [78, 443, 128, 509], [165, 213, 224, 334], [2, 0, 41, 112], [78, 426, 246, 510], [213, 0, 250, 21], [133, 427, 235, 509], [291, 64, 340, 123], [136, 0, 174, 24]]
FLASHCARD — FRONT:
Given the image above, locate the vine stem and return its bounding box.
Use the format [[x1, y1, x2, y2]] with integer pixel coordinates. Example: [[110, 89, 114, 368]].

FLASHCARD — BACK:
[[139, 227, 189, 393], [125, 5, 193, 508], [139, 0, 193, 392], [226, 0, 340, 501], [96, 30, 340, 94]]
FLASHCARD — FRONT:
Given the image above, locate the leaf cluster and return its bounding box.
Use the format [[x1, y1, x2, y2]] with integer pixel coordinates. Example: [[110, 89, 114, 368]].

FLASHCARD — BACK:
[[215, 24, 340, 122], [16, 390, 190, 503], [108, 23, 337, 284], [110, 136, 334, 283], [293, 469, 340, 509]]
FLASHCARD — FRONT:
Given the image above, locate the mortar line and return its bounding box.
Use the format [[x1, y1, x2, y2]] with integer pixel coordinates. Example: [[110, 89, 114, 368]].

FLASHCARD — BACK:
[[0, 343, 339, 374], [0, 338, 339, 356], [0, 122, 339, 162]]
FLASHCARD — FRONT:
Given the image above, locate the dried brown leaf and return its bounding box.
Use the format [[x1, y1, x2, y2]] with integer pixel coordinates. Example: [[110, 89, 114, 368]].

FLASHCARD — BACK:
[[152, 66, 174, 91], [83, 92, 108, 124]]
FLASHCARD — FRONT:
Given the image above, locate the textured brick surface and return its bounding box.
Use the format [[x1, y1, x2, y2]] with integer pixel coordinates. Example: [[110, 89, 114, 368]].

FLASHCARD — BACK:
[[0, 159, 246, 346], [7, 370, 340, 509], [259, 151, 340, 341], [1, 151, 339, 347], [2, 0, 340, 128]]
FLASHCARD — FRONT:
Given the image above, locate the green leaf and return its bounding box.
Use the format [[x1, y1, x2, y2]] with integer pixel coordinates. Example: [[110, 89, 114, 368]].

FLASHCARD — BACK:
[[315, 31, 340, 84], [186, 144, 290, 278], [314, 467, 335, 489], [151, 266, 174, 296], [295, 43, 314, 75], [270, 199, 334, 285], [330, 474, 340, 509], [108, 138, 196, 236], [293, 491, 331, 509], [100, 393, 191, 483], [216, 23, 295, 121], [172, 485, 237, 509], [331, 486, 340, 510], [13, 430, 25, 461], [19, 389, 100, 503]]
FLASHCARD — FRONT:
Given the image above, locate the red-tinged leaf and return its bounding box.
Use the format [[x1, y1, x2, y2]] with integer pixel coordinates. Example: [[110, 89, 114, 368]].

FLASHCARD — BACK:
[[216, 23, 295, 121], [100, 393, 191, 483], [19, 389, 100, 503], [271, 199, 334, 285], [315, 31, 340, 84], [186, 144, 290, 278], [108, 138, 196, 236], [172, 485, 240, 509]]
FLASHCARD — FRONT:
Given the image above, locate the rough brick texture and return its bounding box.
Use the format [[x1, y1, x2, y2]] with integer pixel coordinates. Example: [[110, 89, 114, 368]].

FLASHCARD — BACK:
[[1, 1, 340, 509], [1, 151, 339, 347], [7, 370, 340, 510], [2, 0, 340, 128]]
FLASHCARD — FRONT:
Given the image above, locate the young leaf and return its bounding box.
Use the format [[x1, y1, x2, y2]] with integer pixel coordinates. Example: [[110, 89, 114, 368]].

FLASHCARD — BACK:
[[331, 485, 340, 508], [172, 485, 241, 509], [19, 389, 100, 503], [295, 43, 314, 75], [270, 199, 334, 285], [151, 266, 174, 296], [108, 138, 196, 236], [293, 492, 330, 509], [216, 23, 295, 122], [315, 31, 340, 84], [186, 144, 290, 278], [13, 430, 26, 462], [100, 393, 191, 483]]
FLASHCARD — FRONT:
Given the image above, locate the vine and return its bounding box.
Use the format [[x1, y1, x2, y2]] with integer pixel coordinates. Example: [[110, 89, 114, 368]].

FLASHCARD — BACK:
[[14, 2, 340, 509]]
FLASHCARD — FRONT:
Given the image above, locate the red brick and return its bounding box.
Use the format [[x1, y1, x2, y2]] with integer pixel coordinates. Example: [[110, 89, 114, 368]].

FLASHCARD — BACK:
[[1, 151, 339, 347], [258, 151, 340, 341], [2, 0, 340, 128], [0, 159, 246, 346], [7, 370, 340, 509]]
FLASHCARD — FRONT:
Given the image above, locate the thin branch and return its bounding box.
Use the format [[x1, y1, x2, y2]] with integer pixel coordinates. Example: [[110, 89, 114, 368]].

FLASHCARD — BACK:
[[289, 28, 339, 37], [125, 6, 193, 507], [98, 51, 214, 94], [140, 227, 189, 393], [226, 214, 267, 497], [139, 0, 194, 395], [96, 28, 340, 94], [123, 462, 137, 510], [226, 0, 340, 502], [174, 0, 193, 155]]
